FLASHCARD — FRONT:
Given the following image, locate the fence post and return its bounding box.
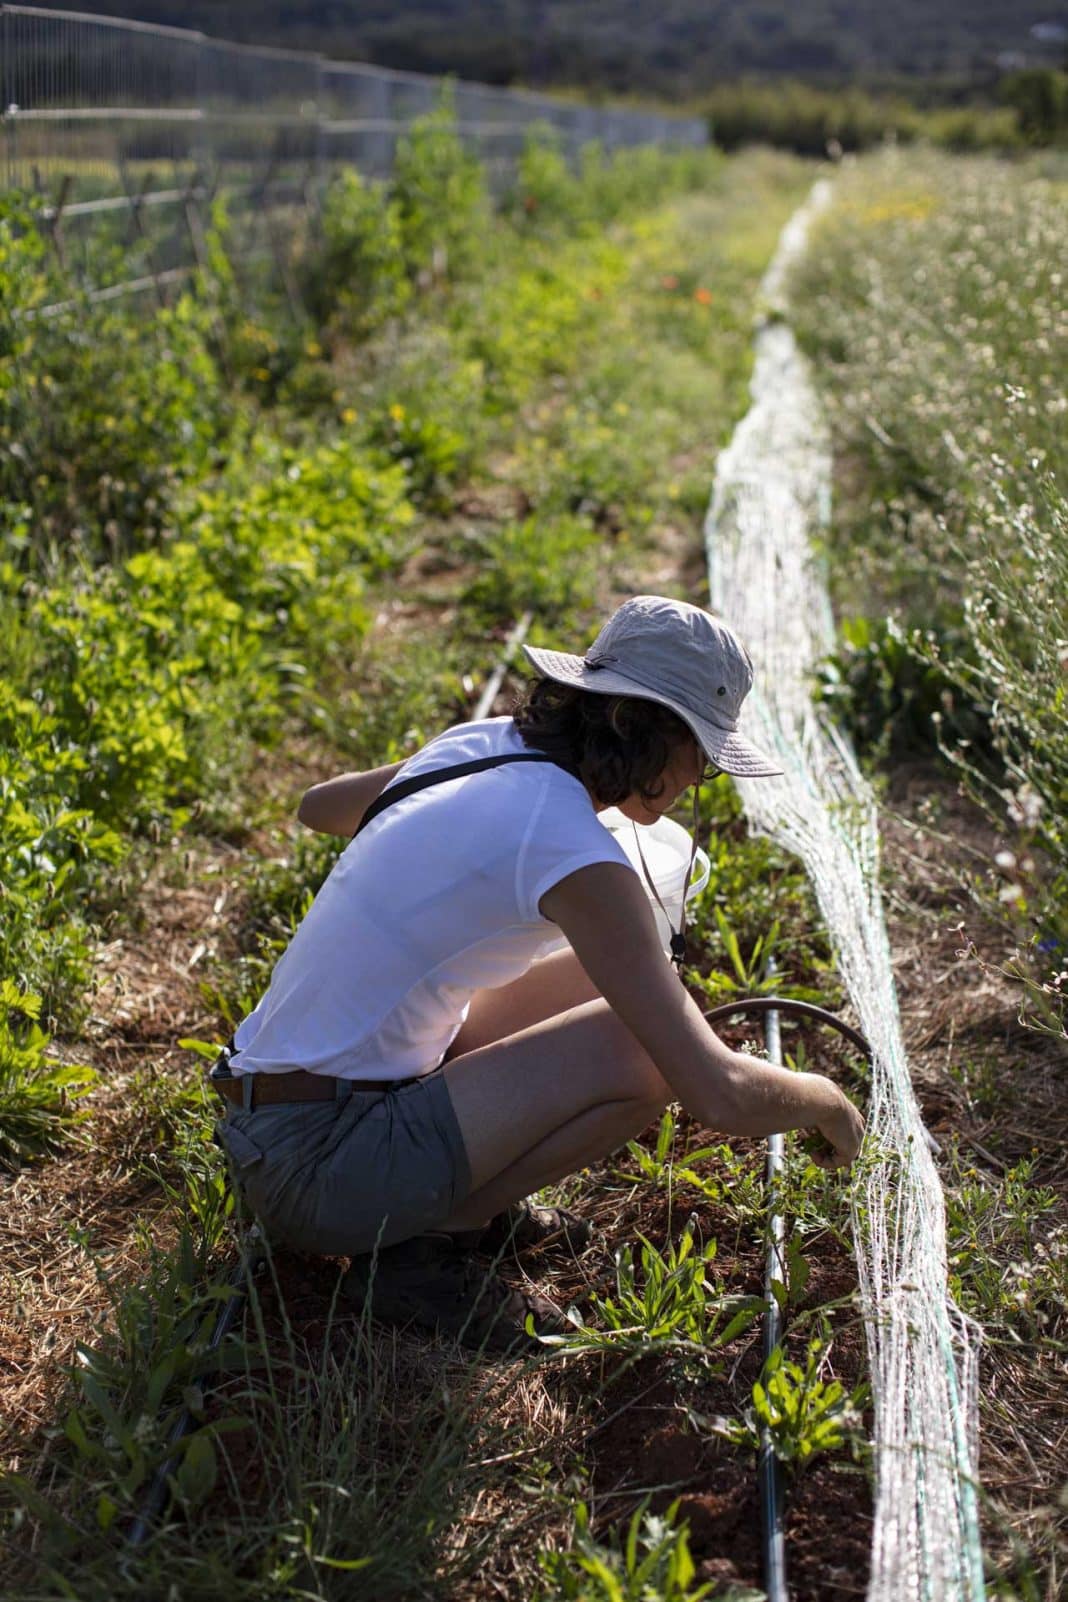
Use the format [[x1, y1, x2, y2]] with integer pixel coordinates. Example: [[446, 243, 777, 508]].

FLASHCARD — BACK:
[[120, 160, 169, 307]]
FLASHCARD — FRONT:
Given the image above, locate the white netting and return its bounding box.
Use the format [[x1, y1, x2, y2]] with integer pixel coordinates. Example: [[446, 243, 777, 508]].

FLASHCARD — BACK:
[[704, 181, 986, 1602]]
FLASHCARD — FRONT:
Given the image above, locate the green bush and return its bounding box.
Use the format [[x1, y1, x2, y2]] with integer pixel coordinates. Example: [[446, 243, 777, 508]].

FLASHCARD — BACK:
[[0, 671, 122, 1009], [392, 95, 491, 285], [509, 134, 718, 235], [0, 427, 416, 1010], [508, 131, 587, 231], [999, 69, 1068, 146], [358, 330, 485, 509], [308, 169, 412, 338], [1, 286, 229, 561], [816, 614, 989, 763], [181, 432, 414, 651], [463, 514, 600, 623]]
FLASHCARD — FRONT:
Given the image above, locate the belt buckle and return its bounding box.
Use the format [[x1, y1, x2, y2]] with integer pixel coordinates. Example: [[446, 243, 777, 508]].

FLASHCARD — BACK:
[[209, 1043, 234, 1087]]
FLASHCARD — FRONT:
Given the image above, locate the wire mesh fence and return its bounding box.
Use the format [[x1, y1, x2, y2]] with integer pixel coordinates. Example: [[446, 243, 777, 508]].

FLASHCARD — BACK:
[[0, 4, 706, 312]]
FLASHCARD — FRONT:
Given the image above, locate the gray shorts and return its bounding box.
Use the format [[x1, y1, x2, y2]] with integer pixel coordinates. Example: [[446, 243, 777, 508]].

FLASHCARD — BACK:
[[212, 1070, 473, 1257]]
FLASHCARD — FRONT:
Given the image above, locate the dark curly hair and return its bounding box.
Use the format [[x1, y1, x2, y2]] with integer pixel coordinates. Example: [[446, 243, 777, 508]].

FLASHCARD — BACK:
[[513, 679, 694, 806]]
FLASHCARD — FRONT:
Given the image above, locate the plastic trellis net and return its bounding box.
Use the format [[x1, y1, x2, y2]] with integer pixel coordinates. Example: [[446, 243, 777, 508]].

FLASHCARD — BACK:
[[704, 181, 986, 1602]]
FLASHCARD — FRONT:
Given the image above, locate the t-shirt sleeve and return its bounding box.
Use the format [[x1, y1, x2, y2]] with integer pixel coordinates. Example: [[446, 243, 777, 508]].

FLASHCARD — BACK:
[[516, 782, 636, 924]]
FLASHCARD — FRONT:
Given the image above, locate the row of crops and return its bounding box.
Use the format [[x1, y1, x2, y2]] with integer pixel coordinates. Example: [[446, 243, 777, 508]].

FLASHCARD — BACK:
[[0, 108, 1064, 1599]]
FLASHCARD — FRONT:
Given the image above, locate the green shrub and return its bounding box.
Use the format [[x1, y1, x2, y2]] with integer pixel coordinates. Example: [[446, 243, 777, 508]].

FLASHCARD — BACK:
[[508, 130, 586, 231], [1, 288, 229, 561], [463, 514, 600, 623], [0, 425, 417, 1008], [999, 69, 1068, 146], [816, 613, 989, 762], [309, 169, 412, 337], [357, 330, 486, 509], [181, 432, 414, 652], [392, 95, 491, 285], [0, 640, 125, 1010]]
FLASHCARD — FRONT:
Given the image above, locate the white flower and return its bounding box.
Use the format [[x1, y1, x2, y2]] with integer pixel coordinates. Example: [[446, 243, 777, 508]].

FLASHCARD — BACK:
[[1006, 784, 1044, 829]]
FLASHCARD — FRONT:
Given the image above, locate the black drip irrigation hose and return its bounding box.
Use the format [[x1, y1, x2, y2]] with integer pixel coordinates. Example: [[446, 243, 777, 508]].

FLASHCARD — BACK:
[[760, 993, 789, 1602], [702, 990, 876, 1602], [125, 1229, 268, 1551], [703, 995, 873, 1065]]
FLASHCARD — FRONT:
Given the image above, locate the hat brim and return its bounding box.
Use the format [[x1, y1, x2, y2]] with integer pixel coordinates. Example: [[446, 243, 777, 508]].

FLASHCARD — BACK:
[[522, 644, 784, 779]]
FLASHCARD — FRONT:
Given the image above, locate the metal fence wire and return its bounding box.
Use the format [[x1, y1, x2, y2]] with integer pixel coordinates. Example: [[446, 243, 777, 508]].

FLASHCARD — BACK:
[[0, 4, 706, 311]]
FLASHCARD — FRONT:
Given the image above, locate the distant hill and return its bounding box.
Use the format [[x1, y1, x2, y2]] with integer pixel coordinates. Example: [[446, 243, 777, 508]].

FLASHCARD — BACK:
[[23, 1, 1068, 93]]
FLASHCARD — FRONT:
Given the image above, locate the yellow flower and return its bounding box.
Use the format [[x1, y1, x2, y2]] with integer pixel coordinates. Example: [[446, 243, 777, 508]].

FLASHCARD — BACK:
[[304, 339, 323, 358], [389, 402, 406, 423], [252, 367, 270, 381], [341, 407, 358, 424]]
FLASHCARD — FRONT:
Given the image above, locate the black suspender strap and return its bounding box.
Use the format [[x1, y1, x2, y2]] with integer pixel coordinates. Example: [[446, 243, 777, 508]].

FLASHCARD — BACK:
[[353, 753, 561, 839]]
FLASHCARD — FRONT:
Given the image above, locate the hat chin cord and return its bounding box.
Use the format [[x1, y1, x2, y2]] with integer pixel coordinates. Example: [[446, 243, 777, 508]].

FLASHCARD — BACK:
[[628, 787, 702, 970]]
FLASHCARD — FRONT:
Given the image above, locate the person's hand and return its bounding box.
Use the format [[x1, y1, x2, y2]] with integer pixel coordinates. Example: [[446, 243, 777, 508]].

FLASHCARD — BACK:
[[807, 1084, 865, 1171]]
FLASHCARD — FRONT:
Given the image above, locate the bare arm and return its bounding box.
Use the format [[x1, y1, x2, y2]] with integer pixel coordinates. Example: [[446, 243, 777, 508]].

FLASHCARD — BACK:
[[540, 862, 864, 1168], [297, 761, 405, 837]]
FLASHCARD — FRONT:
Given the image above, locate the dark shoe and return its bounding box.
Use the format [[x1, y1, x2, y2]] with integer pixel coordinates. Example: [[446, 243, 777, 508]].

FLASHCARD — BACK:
[[453, 1198, 594, 1257], [341, 1233, 566, 1353]]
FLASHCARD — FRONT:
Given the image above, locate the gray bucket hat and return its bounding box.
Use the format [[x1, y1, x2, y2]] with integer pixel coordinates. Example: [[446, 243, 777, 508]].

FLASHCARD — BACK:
[[522, 594, 782, 778]]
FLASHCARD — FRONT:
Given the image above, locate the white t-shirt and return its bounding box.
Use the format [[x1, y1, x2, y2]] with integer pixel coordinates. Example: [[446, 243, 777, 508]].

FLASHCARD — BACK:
[[232, 717, 634, 1079]]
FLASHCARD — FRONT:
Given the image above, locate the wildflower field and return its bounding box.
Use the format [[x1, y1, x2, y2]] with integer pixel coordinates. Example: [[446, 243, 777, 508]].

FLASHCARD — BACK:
[[0, 115, 1064, 1601]]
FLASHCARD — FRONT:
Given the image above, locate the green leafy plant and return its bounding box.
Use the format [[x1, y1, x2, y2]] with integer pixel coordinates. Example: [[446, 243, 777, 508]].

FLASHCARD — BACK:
[[672, 1140, 769, 1230], [2, 290, 229, 560], [464, 514, 599, 623], [622, 1105, 681, 1187], [538, 1498, 735, 1602], [309, 168, 412, 338], [945, 1150, 1065, 1341], [721, 1338, 866, 1470], [816, 613, 987, 763], [392, 94, 491, 286], [553, 1214, 760, 1356], [0, 981, 98, 1167]]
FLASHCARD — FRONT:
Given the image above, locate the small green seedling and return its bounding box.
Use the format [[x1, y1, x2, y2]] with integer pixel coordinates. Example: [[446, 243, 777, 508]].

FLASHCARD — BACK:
[[538, 1497, 755, 1602], [719, 1337, 866, 1470], [548, 1214, 760, 1357]]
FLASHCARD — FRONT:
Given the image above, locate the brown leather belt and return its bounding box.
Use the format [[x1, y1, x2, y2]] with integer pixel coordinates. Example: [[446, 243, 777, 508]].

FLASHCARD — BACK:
[[214, 1069, 409, 1110]]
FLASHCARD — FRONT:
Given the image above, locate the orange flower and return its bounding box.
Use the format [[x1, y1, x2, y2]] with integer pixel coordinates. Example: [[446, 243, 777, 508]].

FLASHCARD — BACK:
[[694, 287, 713, 305], [660, 274, 679, 290]]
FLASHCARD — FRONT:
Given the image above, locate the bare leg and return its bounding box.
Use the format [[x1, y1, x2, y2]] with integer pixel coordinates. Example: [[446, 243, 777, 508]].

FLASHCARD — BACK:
[[440, 1090, 660, 1231], [440, 996, 671, 1218]]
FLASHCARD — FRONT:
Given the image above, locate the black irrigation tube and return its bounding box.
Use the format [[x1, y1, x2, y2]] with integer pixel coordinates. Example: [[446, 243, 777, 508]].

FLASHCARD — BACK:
[[702, 990, 875, 1602], [124, 1230, 268, 1550]]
